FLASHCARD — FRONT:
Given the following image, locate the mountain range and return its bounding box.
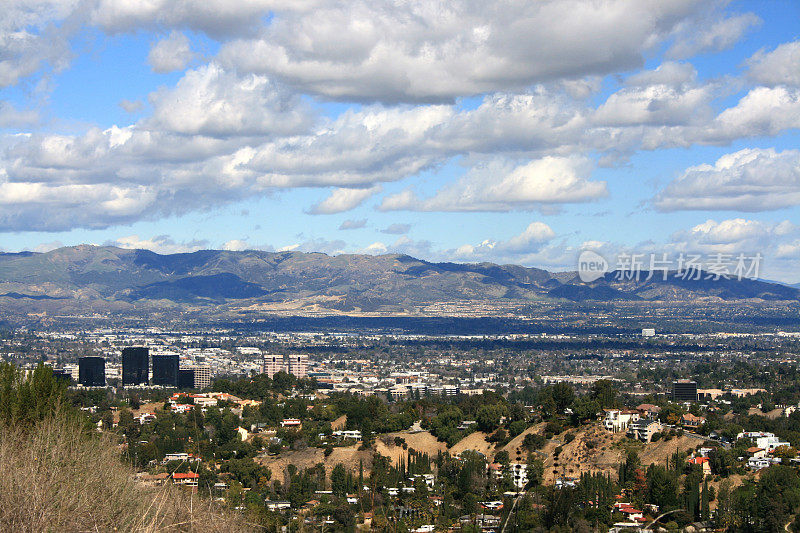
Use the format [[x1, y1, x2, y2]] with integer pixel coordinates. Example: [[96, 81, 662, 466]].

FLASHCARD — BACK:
[[0, 245, 797, 318]]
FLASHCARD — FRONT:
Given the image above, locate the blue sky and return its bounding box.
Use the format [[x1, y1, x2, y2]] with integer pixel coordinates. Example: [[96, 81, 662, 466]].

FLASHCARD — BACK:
[[2, 0, 800, 282]]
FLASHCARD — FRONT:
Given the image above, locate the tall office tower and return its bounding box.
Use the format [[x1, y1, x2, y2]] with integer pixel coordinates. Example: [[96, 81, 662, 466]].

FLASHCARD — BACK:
[[286, 354, 308, 378], [178, 368, 195, 389], [262, 354, 284, 378], [672, 380, 698, 402], [193, 365, 211, 390], [78, 356, 106, 387], [152, 354, 179, 386], [194, 365, 211, 390], [122, 347, 149, 386]]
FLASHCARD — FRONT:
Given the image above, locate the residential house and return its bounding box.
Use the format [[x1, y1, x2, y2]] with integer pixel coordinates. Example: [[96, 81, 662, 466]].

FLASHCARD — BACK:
[[627, 419, 663, 442], [603, 409, 640, 433], [509, 463, 528, 490], [172, 472, 199, 486], [635, 404, 661, 419], [680, 413, 705, 429], [265, 500, 291, 511], [280, 418, 302, 428], [686, 456, 712, 476]]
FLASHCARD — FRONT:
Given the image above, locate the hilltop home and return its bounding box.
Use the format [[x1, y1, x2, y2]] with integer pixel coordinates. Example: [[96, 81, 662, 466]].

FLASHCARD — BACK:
[[627, 419, 663, 442], [679, 413, 705, 429], [603, 409, 639, 433]]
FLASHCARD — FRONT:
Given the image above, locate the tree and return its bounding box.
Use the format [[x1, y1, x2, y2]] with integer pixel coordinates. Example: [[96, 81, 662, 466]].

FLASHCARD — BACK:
[[526, 455, 544, 487], [331, 463, 347, 496], [619, 449, 641, 488], [590, 380, 618, 408], [118, 408, 138, 437], [646, 465, 679, 510], [476, 404, 505, 433]]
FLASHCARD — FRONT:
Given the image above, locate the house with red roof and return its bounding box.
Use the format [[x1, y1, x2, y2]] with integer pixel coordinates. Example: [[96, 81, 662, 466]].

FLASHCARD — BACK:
[[172, 471, 199, 486]]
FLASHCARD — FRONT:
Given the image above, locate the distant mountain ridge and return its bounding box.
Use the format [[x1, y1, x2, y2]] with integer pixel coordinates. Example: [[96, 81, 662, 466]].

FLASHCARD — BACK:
[[0, 245, 797, 317]]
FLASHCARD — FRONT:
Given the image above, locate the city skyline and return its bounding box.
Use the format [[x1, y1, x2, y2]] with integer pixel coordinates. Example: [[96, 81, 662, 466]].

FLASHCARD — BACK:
[[2, 1, 800, 282]]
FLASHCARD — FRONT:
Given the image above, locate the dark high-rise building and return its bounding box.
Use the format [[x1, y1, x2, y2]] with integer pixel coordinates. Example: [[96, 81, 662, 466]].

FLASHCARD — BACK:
[[122, 347, 149, 386], [152, 354, 179, 386], [178, 368, 195, 389], [78, 356, 105, 387], [672, 380, 698, 402]]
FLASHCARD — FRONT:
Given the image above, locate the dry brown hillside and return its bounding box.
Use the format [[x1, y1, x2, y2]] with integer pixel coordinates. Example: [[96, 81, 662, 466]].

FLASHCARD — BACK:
[[0, 416, 251, 533], [450, 431, 494, 457], [539, 424, 706, 484], [256, 443, 375, 479]]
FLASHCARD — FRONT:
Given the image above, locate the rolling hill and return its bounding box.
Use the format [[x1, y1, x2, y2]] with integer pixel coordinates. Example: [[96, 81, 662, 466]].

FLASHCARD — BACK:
[[0, 245, 797, 318]]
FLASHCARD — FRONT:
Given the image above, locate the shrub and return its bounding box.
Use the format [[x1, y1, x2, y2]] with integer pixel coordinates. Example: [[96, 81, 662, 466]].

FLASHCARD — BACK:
[[0, 416, 250, 532]]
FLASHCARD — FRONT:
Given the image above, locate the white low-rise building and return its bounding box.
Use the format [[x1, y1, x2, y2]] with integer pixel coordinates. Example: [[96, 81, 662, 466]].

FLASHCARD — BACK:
[[603, 409, 639, 433]]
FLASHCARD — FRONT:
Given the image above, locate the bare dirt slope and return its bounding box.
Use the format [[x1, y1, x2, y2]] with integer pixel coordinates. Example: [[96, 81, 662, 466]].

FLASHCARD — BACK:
[[502, 423, 546, 463], [331, 415, 347, 430], [540, 425, 707, 484], [450, 431, 495, 457], [639, 434, 706, 466], [375, 431, 448, 465], [255, 444, 374, 479]]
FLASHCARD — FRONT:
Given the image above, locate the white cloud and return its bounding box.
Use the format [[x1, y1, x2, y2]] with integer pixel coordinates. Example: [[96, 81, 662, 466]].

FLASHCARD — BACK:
[[625, 62, 697, 87], [0, 101, 38, 128], [90, 0, 278, 37], [380, 156, 606, 212], [32, 240, 63, 253], [147, 31, 196, 73], [748, 41, 800, 87], [593, 84, 713, 127], [654, 148, 800, 211], [219, 0, 719, 103], [503, 222, 557, 251], [114, 234, 208, 254], [222, 239, 249, 251], [712, 86, 800, 139], [0, 0, 78, 88], [338, 218, 367, 230], [380, 223, 410, 235], [362, 242, 388, 255], [118, 99, 144, 113], [147, 63, 313, 137], [308, 186, 381, 214], [666, 12, 760, 59]]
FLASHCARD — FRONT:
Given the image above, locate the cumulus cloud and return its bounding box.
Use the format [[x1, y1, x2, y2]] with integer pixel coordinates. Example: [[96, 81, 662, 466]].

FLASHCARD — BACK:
[[666, 12, 760, 59], [2, 1, 799, 237], [380, 156, 607, 212], [32, 240, 64, 253], [147, 63, 313, 137], [222, 239, 249, 251], [0, 0, 78, 88], [118, 99, 144, 113], [654, 148, 800, 212], [380, 223, 410, 235], [748, 41, 800, 87], [593, 84, 713, 127], [338, 218, 367, 230], [219, 0, 719, 103], [90, 0, 277, 37], [308, 186, 381, 214], [113, 234, 209, 254], [147, 31, 196, 73], [0, 101, 39, 128]]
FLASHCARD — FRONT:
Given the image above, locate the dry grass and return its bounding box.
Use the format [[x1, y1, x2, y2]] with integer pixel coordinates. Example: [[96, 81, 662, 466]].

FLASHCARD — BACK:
[[0, 415, 254, 532]]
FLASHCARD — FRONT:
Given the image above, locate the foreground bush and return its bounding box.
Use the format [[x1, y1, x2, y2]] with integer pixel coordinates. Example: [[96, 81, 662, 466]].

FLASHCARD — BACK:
[[0, 415, 254, 532]]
